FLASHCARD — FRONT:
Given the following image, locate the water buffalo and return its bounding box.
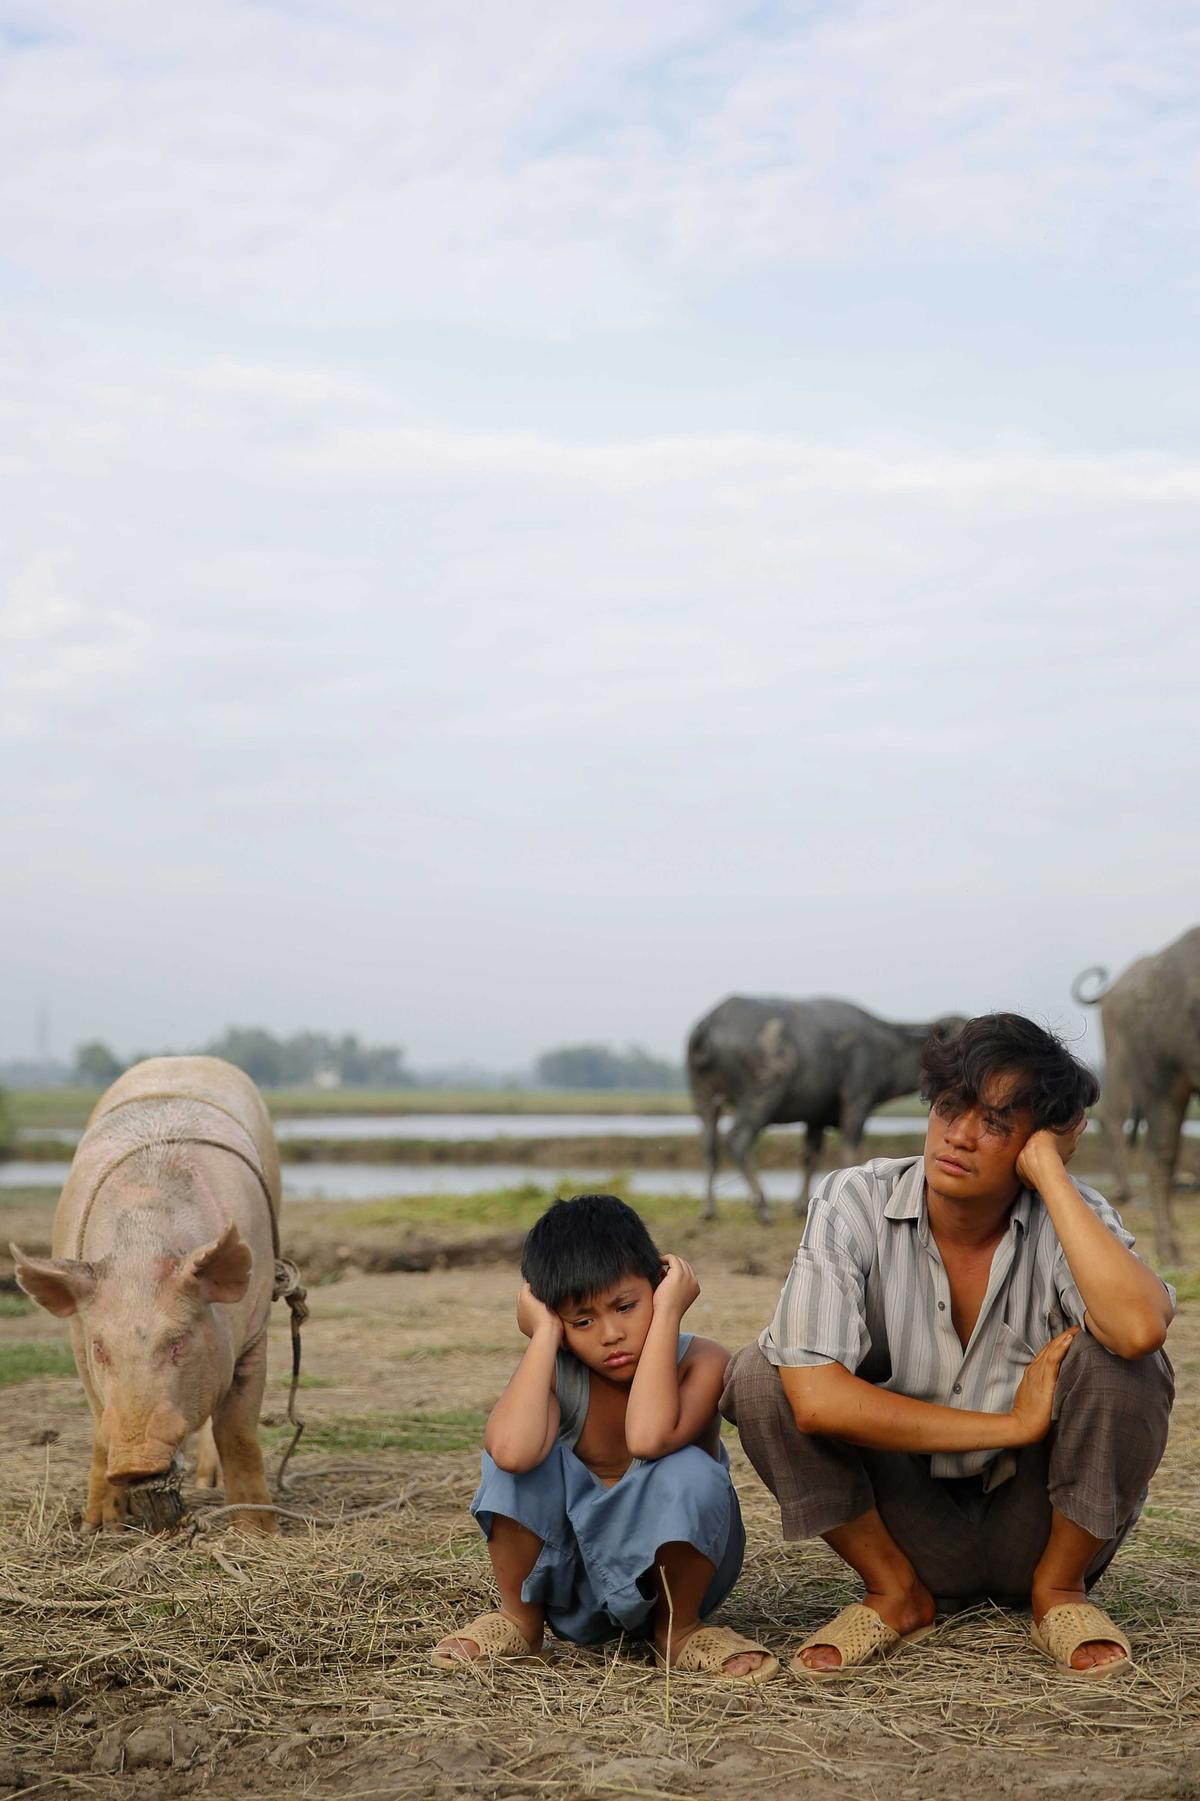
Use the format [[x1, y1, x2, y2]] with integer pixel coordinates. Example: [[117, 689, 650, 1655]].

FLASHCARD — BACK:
[[1072, 925, 1200, 1267], [686, 996, 965, 1221]]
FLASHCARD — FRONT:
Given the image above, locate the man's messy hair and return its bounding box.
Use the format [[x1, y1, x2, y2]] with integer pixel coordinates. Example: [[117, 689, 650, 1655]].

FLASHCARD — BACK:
[[521, 1194, 662, 1312], [921, 1012, 1100, 1135]]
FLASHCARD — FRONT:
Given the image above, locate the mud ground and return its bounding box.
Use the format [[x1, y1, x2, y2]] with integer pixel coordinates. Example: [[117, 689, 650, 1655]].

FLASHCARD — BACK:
[[0, 1179, 1196, 1801]]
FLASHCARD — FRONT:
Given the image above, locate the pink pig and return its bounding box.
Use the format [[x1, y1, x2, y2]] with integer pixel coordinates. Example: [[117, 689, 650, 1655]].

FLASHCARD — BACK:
[[12, 1056, 283, 1533]]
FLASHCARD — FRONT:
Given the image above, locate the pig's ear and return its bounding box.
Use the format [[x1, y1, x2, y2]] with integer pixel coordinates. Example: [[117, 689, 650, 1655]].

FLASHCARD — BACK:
[[178, 1224, 252, 1305], [10, 1244, 97, 1317]]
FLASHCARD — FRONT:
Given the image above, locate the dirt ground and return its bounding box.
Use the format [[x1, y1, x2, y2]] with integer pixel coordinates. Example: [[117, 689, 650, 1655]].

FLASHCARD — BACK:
[[0, 1180, 1197, 1801]]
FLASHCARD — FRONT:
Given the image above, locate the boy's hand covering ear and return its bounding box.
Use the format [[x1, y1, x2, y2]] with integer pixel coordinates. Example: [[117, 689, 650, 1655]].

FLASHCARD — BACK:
[[652, 1254, 701, 1318], [516, 1281, 564, 1346]]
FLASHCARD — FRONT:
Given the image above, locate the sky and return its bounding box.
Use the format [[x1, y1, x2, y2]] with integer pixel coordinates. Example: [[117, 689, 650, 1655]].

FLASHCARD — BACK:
[[3, 0, 1199, 1072]]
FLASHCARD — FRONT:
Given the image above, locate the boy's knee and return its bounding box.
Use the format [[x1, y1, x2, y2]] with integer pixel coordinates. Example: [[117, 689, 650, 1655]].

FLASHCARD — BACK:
[[642, 1444, 732, 1510]]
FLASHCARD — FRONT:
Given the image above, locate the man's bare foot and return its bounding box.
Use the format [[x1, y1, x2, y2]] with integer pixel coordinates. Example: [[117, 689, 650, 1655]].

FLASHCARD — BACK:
[[656, 1622, 772, 1679], [1031, 1586, 1126, 1673], [797, 1580, 935, 1672]]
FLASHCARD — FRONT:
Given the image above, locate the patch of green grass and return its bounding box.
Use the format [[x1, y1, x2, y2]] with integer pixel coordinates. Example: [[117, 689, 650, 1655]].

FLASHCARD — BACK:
[[6, 1089, 101, 1130], [333, 1183, 716, 1237], [0, 1294, 34, 1317], [264, 1409, 487, 1454], [0, 1341, 77, 1385], [0, 1187, 58, 1210], [1170, 1273, 1200, 1305]]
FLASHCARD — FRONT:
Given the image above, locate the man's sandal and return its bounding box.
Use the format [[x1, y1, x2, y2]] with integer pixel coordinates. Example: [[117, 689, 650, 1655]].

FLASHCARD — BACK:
[[1029, 1603, 1132, 1680], [430, 1611, 544, 1670], [655, 1625, 781, 1683], [790, 1603, 935, 1680]]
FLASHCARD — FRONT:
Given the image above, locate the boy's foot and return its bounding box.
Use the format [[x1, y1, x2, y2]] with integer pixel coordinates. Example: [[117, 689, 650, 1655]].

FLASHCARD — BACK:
[[431, 1610, 544, 1668], [794, 1582, 935, 1673], [1031, 1587, 1129, 1674], [655, 1623, 780, 1681]]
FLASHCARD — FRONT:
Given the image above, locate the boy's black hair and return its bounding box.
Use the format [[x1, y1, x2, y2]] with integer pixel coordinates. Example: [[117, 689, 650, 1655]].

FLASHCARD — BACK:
[[920, 1012, 1100, 1134], [521, 1193, 662, 1312]]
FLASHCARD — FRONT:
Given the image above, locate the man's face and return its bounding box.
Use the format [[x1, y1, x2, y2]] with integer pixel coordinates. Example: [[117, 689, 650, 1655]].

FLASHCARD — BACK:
[[923, 1072, 1034, 1203], [557, 1273, 656, 1382]]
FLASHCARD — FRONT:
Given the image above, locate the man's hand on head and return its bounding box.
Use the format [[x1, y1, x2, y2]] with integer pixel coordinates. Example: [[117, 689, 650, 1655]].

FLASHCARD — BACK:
[[516, 1281, 564, 1347], [652, 1254, 700, 1319], [1015, 1116, 1088, 1188]]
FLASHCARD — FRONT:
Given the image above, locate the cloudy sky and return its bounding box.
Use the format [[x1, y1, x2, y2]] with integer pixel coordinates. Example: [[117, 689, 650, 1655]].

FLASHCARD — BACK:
[[4, 1, 1198, 1071]]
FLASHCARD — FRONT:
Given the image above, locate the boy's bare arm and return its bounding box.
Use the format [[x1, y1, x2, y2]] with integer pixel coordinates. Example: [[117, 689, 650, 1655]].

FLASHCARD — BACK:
[[624, 1255, 727, 1460], [483, 1283, 562, 1472]]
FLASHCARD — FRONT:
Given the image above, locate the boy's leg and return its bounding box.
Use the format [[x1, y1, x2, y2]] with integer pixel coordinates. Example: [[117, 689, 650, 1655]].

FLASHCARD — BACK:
[[651, 1540, 770, 1677], [436, 1449, 568, 1662], [436, 1515, 546, 1660]]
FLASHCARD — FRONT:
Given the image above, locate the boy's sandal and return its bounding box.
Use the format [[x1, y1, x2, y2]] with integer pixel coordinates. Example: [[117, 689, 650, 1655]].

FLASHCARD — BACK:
[[430, 1611, 544, 1670], [657, 1626, 780, 1683], [789, 1603, 935, 1680], [1029, 1603, 1132, 1680]]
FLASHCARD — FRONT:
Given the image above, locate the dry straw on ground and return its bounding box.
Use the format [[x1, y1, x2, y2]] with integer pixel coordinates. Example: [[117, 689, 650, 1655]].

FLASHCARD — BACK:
[[1, 1428, 1197, 1801]]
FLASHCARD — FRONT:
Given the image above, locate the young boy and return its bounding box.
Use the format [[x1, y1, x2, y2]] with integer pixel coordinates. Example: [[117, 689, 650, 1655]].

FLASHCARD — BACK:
[[432, 1193, 778, 1680]]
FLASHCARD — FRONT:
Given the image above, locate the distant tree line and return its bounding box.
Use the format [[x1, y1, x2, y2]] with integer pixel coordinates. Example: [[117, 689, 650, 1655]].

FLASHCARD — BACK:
[[533, 1043, 684, 1091], [72, 1028, 411, 1090]]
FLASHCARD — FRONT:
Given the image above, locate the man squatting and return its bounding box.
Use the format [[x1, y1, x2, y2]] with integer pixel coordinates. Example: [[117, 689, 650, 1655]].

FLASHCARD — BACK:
[[722, 1012, 1175, 1676]]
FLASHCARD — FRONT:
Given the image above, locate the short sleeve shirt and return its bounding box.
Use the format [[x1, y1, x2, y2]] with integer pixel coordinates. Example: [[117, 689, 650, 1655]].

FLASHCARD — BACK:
[[758, 1155, 1172, 1489]]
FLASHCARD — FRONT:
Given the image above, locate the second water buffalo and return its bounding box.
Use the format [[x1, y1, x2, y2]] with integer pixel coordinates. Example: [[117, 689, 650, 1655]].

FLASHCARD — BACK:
[[1073, 924, 1200, 1268], [686, 996, 964, 1220]]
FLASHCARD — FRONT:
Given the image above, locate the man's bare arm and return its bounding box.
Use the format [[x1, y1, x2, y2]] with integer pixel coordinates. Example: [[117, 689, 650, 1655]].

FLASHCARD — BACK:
[[1017, 1129, 1173, 1358], [781, 1328, 1078, 1452]]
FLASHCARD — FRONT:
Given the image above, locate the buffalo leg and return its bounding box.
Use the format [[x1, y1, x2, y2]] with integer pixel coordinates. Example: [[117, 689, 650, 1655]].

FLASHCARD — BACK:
[[1143, 1084, 1189, 1269], [727, 1101, 778, 1224], [699, 1098, 723, 1222], [797, 1124, 823, 1215], [211, 1336, 277, 1534]]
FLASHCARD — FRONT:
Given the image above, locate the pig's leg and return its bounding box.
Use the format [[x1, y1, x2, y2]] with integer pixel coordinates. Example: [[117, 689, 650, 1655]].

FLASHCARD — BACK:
[[210, 1336, 277, 1534], [193, 1420, 221, 1488], [83, 1434, 131, 1533]]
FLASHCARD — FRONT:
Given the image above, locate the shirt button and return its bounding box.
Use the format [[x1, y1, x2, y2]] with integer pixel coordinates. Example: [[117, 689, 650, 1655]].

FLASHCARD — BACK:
[[938, 1302, 946, 1312], [952, 1383, 962, 1395]]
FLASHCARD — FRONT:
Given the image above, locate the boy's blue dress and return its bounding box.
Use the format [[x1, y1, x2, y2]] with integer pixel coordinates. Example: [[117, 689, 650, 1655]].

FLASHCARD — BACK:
[[471, 1332, 745, 1645]]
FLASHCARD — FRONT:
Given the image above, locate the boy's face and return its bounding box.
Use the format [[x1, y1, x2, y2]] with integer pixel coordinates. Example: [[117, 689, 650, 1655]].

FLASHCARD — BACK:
[[557, 1272, 656, 1381]]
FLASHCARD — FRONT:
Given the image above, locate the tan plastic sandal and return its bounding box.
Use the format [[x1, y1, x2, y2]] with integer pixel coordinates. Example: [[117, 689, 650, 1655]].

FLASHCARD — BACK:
[[1030, 1603, 1132, 1680], [789, 1603, 935, 1680], [656, 1624, 780, 1683], [430, 1610, 545, 1669]]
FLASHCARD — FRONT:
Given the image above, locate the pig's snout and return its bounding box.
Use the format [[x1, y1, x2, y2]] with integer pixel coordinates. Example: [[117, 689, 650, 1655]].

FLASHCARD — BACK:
[[105, 1407, 188, 1486]]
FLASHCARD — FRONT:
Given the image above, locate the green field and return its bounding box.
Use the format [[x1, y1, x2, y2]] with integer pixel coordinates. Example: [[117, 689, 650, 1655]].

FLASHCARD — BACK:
[[4, 1086, 928, 1130]]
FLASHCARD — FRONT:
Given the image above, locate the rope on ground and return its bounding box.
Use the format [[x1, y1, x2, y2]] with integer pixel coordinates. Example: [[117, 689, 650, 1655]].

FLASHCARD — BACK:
[[271, 1258, 310, 1492], [186, 1471, 458, 1534]]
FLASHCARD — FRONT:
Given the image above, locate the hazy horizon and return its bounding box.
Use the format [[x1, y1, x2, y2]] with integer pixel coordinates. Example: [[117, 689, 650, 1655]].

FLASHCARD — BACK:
[[5, 3, 1197, 1074]]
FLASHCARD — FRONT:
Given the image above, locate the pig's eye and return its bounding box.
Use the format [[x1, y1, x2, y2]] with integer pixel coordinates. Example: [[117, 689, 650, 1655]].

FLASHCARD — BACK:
[[92, 1339, 109, 1366], [166, 1334, 190, 1362]]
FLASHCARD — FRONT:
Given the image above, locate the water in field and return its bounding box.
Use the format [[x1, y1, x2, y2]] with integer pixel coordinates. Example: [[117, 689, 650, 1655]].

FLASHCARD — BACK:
[[16, 1111, 933, 1147], [0, 1158, 859, 1203]]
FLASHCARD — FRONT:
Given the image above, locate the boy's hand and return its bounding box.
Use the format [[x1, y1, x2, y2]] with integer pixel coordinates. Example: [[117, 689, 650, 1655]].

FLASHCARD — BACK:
[[653, 1254, 700, 1319], [516, 1281, 563, 1347], [1016, 1117, 1088, 1188]]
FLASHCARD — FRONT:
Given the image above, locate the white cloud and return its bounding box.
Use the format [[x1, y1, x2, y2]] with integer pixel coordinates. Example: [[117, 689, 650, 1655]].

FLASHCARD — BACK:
[[0, 2, 1196, 329]]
